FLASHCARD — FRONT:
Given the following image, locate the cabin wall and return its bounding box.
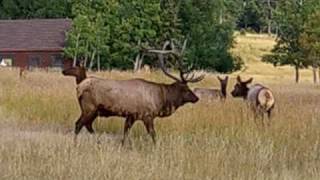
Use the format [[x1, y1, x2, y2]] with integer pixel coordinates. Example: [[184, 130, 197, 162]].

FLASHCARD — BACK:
[[0, 51, 72, 69]]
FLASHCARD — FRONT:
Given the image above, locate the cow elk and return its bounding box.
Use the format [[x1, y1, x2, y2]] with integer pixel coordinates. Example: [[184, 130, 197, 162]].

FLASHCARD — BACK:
[[62, 63, 86, 84], [63, 41, 204, 145], [194, 76, 228, 101], [231, 76, 275, 126]]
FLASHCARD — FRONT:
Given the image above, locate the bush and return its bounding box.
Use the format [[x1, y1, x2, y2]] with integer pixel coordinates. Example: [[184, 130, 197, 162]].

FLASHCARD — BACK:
[[240, 28, 247, 36]]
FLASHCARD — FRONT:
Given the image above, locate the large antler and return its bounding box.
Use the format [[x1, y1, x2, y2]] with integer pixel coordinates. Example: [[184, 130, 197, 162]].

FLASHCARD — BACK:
[[146, 40, 204, 83], [147, 40, 180, 82]]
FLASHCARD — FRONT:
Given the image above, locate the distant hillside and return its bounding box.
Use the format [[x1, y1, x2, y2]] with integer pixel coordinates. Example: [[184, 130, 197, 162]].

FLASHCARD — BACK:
[[232, 34, 313, 83]]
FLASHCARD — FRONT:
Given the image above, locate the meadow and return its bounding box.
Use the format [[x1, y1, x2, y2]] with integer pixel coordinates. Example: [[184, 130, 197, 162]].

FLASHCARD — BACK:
[[1, 34, 320, 180]]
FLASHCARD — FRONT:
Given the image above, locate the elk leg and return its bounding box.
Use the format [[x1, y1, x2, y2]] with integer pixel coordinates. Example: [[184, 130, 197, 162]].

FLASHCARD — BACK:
[[84, 112, 98, 134], [267, 110, 272, 119], [267, 109, 272, 126], [85, 123, 94, 134], [253, 112, 258, 125], [261, 113, 265, 127], [75, 111, 97, 135], [75, 115, 85, 135], [253, 108, 259, 126], [74, 115, 84, 145], [143, 119, 156, 144], [255, 106, 265, 127], [122, 117, 135, 146]]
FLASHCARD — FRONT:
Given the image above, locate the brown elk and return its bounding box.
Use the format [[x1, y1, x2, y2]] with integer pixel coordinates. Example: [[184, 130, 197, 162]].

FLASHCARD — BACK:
[[231, 76, 275, 126], [19, 67, 27, 79], [62, 42, 204, 145], [62, 63, 86, 84], [193, 76, 229, 101]]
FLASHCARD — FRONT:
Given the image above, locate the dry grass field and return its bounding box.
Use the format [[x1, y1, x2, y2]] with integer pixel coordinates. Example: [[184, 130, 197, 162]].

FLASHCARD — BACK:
[[1, 34, 320, 180]]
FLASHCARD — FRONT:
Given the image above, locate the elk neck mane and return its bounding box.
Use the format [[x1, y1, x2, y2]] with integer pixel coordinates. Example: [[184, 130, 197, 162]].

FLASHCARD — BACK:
[[157, 82, 186, 117], [221, 86, 227, 98], [76, 69, 87, 84]]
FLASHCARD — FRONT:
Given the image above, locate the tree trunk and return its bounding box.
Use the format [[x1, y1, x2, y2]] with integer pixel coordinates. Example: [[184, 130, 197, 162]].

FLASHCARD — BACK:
[[138, 54, 144, 71], [219, 9, 223, 24], [312, 65, 317, 84], [84, 42, 89, 67], [73, 56, 77, 67], [97, 55, 101, 72], [73, 34, 80, 67], [134, 53, 142, 72], [268, 20, 272, 36], [89, 50, 96, 71], [295, 66, 300, 83], [134, 39, 143, 72]]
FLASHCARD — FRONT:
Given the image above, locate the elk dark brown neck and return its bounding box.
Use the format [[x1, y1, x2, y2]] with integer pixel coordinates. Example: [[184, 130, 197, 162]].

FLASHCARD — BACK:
[[76, 67, 87, 84], [221, 86, 227, 98]]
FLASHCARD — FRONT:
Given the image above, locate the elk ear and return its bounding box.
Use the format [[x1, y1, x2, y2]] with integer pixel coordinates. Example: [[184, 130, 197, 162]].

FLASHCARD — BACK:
[[225, 76, 229, 81], [236, 75, 242, 83], [217, 76, 223, 81], [244, 78, 253, 84]]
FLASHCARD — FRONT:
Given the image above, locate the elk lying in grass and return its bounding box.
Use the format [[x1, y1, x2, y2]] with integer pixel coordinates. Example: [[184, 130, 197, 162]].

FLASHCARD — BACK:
[[62, 43, 204, 145], [231, 76, 275, 126], [193, 76, 228, 101]]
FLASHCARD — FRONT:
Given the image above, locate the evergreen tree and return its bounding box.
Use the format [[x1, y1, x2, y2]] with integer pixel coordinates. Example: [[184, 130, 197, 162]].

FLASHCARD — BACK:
[[179, 0, 241, 72], [263, 0, 320, 83]]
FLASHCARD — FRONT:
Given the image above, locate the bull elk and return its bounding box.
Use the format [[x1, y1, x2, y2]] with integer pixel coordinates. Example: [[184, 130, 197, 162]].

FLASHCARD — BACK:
[[193, 76, 228, 101], [62, 41, 204, 145], [231, 76, 275, 126]]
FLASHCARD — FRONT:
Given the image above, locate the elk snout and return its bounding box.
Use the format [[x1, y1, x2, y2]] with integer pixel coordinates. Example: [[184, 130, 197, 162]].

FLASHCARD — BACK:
[[231, 90, 237, 97], [190, 93, 199, 103]]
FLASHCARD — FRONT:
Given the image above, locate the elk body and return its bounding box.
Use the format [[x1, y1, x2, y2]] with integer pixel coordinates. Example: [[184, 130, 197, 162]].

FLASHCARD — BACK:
[[193, 76, 228, 101], [231, 76, 275, 126], [63, 53, 203, 145]]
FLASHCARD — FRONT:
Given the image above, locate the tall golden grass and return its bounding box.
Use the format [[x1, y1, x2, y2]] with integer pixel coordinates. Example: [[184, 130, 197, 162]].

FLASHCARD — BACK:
[[0, 34, 320, 179]]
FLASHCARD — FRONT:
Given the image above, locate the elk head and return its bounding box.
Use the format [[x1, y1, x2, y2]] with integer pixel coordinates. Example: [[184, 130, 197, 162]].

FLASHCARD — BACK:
[[62, 62, 87, 84], [161, 65, 204, 104], [217, 76, 229, 98], [231, 76, 253, 99]]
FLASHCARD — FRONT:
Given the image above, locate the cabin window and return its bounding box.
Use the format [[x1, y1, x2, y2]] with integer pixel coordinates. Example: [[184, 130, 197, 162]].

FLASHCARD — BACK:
[[51, 54, 63, 68], [28, 55, 41, 68], [0, 55, 14, 66]]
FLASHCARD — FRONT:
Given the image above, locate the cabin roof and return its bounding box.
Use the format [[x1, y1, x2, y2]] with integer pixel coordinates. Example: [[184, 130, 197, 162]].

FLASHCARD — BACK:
[[0, 19, 72, 52]]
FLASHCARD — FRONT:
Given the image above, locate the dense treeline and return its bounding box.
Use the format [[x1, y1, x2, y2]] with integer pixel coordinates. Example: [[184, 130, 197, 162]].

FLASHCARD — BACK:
[[0, 0, 72, 19], [0, 0, 320, 78], [0, 0, 242, 72], [64, 0, 242, 72]]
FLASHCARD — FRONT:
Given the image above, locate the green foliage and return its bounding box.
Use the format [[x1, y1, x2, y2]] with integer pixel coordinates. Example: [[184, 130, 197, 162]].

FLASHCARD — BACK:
[[64, 0, 241, 72], [65, 0, 165, 70], [107, 0, 163, 69], [262, 0, 320, 82], [179, 0, 239, 72], [299, 10, 320, 66], [237, 0, 265, 32], [0, 0, 72, 19]]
